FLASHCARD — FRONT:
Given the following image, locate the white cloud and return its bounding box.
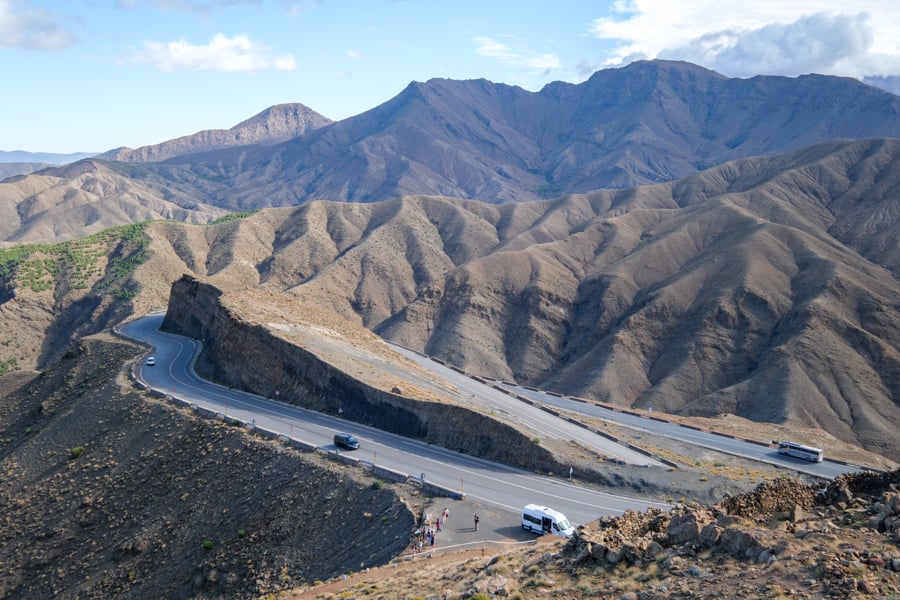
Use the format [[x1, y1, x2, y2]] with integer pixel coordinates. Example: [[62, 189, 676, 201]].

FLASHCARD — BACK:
[[588, 1, 900, 78], [663, 13, 873, 77], [0, 0, 77, 50], [120, 33, 298, 72], [345, 49, 361, 61], [473, 36, 561, 73]]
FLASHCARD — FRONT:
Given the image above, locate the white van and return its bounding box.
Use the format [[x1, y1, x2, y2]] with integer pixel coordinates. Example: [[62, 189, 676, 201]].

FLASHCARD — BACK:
[[521, 504, 575, 538]]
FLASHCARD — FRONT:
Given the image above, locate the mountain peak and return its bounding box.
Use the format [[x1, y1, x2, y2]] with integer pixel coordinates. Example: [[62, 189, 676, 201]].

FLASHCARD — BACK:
[[97, 102, 333, 163], [230, 102, 333, 133]]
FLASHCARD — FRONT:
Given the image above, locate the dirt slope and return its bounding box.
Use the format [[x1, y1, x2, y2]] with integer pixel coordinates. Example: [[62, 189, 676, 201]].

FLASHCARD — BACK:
[[0, 294, 895, 600], [0, 335, 416, 599]]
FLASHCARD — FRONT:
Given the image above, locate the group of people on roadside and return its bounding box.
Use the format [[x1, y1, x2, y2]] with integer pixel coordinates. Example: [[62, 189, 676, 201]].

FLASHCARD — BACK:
[[410, 507, 450, 554]]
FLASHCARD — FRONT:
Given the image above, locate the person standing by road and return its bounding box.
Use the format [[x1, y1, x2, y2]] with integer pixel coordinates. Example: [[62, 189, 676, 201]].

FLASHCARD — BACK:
[[473, 514, 480, 531]]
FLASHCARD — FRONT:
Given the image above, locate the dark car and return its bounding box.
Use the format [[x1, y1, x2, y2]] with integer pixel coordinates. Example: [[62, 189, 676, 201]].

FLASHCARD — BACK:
[[333, 433, 360, 450]]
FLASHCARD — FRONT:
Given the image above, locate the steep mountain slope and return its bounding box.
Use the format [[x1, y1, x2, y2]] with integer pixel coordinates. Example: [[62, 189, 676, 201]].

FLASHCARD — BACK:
[[372, 140, 900, 458], [145, 139, 899, 460], [0, 160, 228, 243], [1, 139, 896, 460], [4, 60, 898, 237], [97, 103, 332, 163], [141, 60, 900, 208], [0, 335, 415, 599]]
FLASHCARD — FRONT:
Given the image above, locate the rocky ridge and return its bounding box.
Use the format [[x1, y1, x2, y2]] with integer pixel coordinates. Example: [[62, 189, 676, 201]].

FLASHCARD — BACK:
[[108, 61, 900, 207], [556, 471, 900, 599], [298, 470, 900, 599], [6, 61, 900, 242], [1, 162, 897, 466]]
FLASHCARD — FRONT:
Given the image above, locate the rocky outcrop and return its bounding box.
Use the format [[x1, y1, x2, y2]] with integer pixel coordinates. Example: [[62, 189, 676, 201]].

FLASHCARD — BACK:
[[720, 476, 817, 519], [161, 275, 561, 471], [564, 473, 891, 569], [560, 470, 900, 597]]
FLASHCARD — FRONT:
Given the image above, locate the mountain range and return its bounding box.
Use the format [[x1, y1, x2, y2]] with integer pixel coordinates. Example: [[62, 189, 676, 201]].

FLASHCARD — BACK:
[[0, 151, 99, 180], [3, 60, 900, 244], [0, 59, 897, 461]]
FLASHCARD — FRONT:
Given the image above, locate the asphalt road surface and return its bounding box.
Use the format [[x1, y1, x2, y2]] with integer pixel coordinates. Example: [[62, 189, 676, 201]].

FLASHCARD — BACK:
[[496, 387, 863, 479], [118, 314, 671, 529], [388, 346, 665, 468]]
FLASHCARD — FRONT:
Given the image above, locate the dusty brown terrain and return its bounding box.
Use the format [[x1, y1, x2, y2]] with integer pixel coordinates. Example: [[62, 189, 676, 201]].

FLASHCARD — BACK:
[[161, 276, 757, 503], [0, 335, 417, 599], [138, 149, 900, 461], [287, 472, 900, 600], [0, 323, 792, 600], [0, 142, 897, 465], [0, 59, 897, 600], [0, 277, 894, 600]]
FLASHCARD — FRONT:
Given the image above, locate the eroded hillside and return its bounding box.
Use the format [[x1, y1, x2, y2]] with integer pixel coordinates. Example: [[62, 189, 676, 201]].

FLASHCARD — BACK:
[[143, 140, 900, 461], [0, 139, 897, 463], [1, 315, 897, 600], [4, 62, 900, 244], [158, 276, 754, 501], [0, 335, 416, 599]]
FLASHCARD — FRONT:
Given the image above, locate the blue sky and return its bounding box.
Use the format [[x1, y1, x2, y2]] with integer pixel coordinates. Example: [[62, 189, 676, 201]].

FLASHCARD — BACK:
[[2, 0, 899, 154]]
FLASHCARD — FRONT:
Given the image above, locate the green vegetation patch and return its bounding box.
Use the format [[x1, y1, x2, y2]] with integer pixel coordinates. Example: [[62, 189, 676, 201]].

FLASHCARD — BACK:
[[208, 209, 260, 226], [0, 357, 18, 376], [0, 222, 151, 295]]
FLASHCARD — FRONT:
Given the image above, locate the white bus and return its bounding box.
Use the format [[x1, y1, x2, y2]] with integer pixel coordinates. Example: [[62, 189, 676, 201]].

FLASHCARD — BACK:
[[776, 440, 823, 462]]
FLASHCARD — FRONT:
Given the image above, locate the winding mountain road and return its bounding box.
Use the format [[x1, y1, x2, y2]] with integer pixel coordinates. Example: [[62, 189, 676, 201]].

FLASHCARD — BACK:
[[388, 349, 865, 479], [119, 314, 672, 528], [498, 387, 864, 479]]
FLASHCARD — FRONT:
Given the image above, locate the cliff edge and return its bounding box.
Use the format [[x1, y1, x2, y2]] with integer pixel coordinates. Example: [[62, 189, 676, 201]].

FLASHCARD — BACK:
[[159, 275, 752, 501]]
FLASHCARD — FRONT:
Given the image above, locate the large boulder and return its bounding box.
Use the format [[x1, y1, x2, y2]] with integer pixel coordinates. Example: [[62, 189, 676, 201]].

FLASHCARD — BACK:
[[667, 508, 713, 546], [719, 528, 760, 557]]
